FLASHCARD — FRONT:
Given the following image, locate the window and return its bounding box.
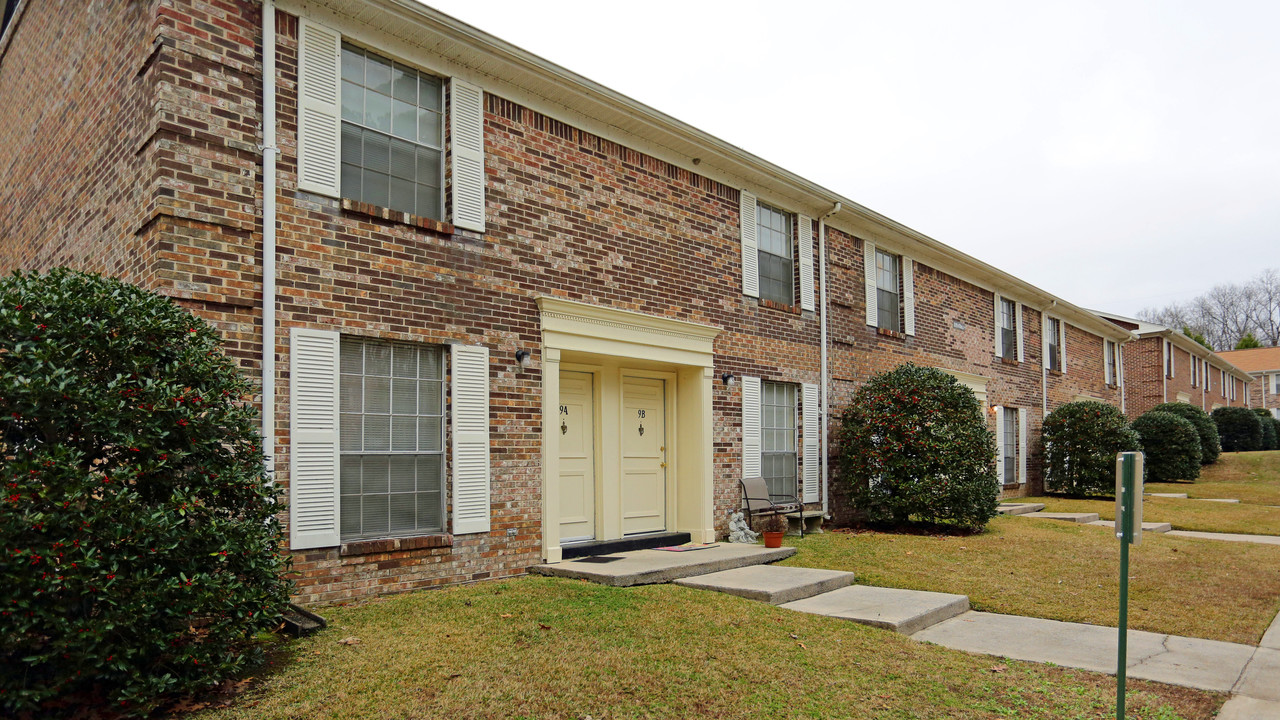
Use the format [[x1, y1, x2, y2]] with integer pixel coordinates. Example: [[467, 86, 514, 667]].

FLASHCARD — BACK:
[[757, 203, 794, 305], [1191, 356, 1198, 387], [339, 338, 445, 540], [1273, 373, 1279, 395], [1165, 341, 1174, 378], [1046, 318, 1062, 372], [1105, 340, 1118, 386], [761, 381, 797, 502], [1205, 365, 1212, 392], [999, 298, 1018, 359], [1002, 408, 1018, 485], [341, 44, 444, 219], [876, 250, 901, 332]]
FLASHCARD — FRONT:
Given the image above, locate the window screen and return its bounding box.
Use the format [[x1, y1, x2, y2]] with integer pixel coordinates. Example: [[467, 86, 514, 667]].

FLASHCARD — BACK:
[[757, 203, 794, 305], [339, 338, 445, 540], [761, 381, 797, 502], [341, 44, 444, 219], [876, 250, 900, 332], [1000, 298, 1017, 359], [1003, 408, 1018, 484], [1047, 318, 1062, 372]]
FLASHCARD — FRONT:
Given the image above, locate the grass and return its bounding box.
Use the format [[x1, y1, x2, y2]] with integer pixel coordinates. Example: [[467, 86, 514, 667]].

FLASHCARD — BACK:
[[780, 516, 1280, 645], [1147, 450, 1280, 507], [191, 576, 1221, 720]]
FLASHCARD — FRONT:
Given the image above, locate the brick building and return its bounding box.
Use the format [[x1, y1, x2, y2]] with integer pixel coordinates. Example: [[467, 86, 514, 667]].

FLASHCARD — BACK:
[[1217, 347, 1280, 419], [1, 0, 1130, 603], [1095, 312, 1252, 418]]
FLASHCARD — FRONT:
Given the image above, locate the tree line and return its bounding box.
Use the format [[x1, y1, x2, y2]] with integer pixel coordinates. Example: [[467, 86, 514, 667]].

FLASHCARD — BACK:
[[1138, 268, 1280, 351]]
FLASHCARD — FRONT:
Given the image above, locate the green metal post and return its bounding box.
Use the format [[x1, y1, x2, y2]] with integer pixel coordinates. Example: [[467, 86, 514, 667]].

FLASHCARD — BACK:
[[1117, 452, 1135, 720]]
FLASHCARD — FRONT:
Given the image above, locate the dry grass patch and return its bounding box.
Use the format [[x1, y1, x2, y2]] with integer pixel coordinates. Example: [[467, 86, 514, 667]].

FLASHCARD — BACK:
[[1148, 450, 1280, 507], [1029, 494, 1280, 536], [191, 577, 1220, 720], [782, 517, 1280, 644]]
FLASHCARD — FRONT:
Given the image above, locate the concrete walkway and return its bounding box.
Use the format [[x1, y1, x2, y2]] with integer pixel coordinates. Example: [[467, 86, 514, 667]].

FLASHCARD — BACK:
[[1164, 530, 1280, 545], [1012, 507, 1280, 545]]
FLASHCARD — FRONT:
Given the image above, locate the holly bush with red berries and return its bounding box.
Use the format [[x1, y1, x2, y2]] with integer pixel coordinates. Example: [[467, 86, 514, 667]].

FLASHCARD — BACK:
[[836, 363, 998, 530], [1, 269, 290, 715]]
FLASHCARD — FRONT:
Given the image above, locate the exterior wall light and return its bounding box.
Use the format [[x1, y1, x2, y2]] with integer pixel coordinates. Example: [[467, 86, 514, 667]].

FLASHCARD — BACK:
[[515, 349, 532, 370], [721, 372, 736, 386]]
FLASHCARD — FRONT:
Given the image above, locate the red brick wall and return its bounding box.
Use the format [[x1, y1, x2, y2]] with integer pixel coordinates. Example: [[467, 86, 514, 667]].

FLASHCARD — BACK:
[[1122, 338, 1166, 418]]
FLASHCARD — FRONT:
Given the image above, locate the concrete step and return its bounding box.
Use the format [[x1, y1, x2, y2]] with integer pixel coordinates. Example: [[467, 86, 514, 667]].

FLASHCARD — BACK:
[[529, 543, 796, 587], [1217, 695, 1280, 720], [1087, 519, 1173, 533], [674, 565, 855, 605], [781, 585, 970, 635], [1198, 498, 1241, 503], [1148, 492, 1189, 498], [1022, 511, 1100, 523], [996, 503, 1046, 515]]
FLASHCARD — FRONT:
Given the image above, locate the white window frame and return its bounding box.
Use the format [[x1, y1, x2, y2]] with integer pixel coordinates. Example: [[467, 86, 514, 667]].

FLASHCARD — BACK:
[[760, 380, 799, 502]]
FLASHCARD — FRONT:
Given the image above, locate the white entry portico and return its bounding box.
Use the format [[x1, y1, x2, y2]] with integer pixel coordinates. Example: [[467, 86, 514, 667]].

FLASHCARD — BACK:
[[538, 297, 721, 563]]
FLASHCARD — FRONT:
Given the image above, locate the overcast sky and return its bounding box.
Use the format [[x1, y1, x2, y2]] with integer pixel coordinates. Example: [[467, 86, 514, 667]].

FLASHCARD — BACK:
[[425, 0, 1279, 316]]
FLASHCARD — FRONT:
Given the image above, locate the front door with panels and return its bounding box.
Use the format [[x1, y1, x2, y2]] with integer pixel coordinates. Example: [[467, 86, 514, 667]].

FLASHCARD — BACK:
[[621, 376, 667, 535], [558, 371, 596, 542]]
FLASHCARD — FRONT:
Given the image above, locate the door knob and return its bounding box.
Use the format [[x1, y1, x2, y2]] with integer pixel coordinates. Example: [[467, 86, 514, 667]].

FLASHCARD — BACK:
[[660, 462, 667, 468]]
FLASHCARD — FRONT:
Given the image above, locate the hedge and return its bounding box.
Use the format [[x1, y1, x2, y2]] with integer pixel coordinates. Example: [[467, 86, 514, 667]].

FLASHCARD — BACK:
[[1150, 402, 1220, 465], [1213, 407, 1263, 452], [1132, 411, 1201, 482], [1042, 401, 1141, 496]]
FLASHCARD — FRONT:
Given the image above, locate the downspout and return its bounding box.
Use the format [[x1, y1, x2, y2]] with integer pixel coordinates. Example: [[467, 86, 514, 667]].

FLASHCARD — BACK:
[[261, 0, 278, 477], [818, 201, 841, 518]]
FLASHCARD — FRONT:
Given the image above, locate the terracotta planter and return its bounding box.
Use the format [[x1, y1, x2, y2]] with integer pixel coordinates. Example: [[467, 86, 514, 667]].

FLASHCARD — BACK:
[[762, 531, 784, 549]]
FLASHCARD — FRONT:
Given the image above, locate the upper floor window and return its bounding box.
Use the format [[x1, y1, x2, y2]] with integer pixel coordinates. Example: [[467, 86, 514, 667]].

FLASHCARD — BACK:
[[756, 203, 794, 305], [876, 250, 901, 332], [341, 44, 444, 220], [999, 298, 1017, 359], [1273, 373, 1280, 395], [1105, 340, 1119, 386], [1046, 317, 1063, 372]]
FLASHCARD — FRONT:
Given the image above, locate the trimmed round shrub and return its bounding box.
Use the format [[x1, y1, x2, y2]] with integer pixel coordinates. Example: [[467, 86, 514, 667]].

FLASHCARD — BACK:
[[836, 363, 998, 530], [1132, 411, 1201, 482], [1254, 408, 1278, 451], [1042, 401, 1141, 496], [1213, 407, 1263, 452], [1150, 402, 1221, 465], [1, 269, 291, 715]]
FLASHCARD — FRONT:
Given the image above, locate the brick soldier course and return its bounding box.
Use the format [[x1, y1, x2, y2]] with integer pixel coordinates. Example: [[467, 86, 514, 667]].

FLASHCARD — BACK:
[[1, 0, 1132, 604]]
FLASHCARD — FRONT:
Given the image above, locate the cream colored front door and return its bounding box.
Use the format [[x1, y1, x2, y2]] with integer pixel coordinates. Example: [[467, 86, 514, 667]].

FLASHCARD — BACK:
[[558, 371, 595, 542], [621, 376, 666, 535]]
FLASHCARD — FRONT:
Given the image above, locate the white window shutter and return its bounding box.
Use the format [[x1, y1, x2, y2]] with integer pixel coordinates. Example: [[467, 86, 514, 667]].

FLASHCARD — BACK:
[[1104, 341, 1112, 385], [740, 191, 759, 298], [451, 344, 491, 534], [1042, 315, 1051, 370], [993, 293, 1003, 358], [289, 328, 341, 549], [741, 376, 761, 478], [902, 256, 916, 336], [801, 383, 820, 502], [994, 406, 1005, 485], [1015, 303, 1024, 362], [297, 19, 342, 198], [1060, 322, 1068, 373], [864, 241, 877, 326], [798, 215, 815, 311], [450, 79, 486, 232], [1018, 408, 1028, 485]]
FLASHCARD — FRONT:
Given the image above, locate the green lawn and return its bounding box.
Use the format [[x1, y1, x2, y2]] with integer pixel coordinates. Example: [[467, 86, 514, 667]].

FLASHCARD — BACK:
[[192, 577, 1220, 720], [1147, 450, 1280, 506], [781, 516, 1280, 645], [1028, 494, 1280, 536]]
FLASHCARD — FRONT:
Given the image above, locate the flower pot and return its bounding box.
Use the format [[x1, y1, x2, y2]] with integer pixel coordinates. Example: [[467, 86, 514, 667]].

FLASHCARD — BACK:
[[762, 531, 784, 549]]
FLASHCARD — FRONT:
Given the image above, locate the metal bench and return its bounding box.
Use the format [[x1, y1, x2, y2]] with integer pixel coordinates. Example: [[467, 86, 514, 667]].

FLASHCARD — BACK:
[[739, 476, 804, 537]]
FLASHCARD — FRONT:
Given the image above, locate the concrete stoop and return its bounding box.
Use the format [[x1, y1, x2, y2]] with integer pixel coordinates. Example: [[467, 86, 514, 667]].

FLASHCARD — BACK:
[[781, 585, 970, 635], [1087, 519, 1173, 533], [674, 565, 855, 605], [1022, 511, 1101, 523], [996, 503, 1045, 515], [529, 543, 796, 587]]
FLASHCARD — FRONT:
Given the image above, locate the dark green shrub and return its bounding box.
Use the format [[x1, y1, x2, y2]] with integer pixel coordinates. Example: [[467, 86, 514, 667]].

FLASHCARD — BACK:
[[1041, 401, 1140, 496], [1274, 418, 1280, 451], [1254, 408, 1278, 451], [1, 269, 291, 715], [1132, 411, 1201, 482], [836, 363, 997, 530], [1213, 407, 1263, 452], [1150, 402, 1221, 465]]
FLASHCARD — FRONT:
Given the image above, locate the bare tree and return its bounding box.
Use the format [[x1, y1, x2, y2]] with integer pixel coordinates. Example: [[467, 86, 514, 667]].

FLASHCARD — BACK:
[[1137, 268, 1280, 350], [1250, 269, 1280, 346]]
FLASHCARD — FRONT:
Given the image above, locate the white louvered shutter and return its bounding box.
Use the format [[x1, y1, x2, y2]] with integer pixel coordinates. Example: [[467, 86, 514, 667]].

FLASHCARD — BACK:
[[1060, 322, 1068, 373], [993, 293, 1003, 358], [740, 191, 759, 298], [741, 376, 761, 478], [801, 383, 820, 502], [451, 79, 486, 232], [1104, 341, 1112, 385], [289, 328, 341, 549], [902, 256, 916, 336], [1015, 303, 1024, 362], [1018, 408, 1028, 485], [798, 215, 815, 311], [1042, 315, 1051, 369], [297, 19, 342, 198], [994, 406, 1005, 485], [864, 241, 877, 326], [451, 344, 490, 534]]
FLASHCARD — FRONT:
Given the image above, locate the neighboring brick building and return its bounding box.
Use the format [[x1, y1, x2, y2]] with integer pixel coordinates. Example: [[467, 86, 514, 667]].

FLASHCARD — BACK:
[[1, 0, 1130, 603], [1095, 312, 1253, 417], [1218, 347, 1280, 419]]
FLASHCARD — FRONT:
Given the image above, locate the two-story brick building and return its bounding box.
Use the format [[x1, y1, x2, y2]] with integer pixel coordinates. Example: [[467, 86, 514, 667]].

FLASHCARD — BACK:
[[1218, 347, 1280, 419], [1, 0, 1132, 603]]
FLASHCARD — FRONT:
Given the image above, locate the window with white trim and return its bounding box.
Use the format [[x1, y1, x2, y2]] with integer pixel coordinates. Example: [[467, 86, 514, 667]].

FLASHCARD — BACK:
[[876, 250, 901, 332], [1046, 317, 1063, 372], [1105, 340, 1118, 386], [339, 337, 446, 540], [999, 298, 1018, 359], [1273, 373, 1279, 395], [1165, 341, 1174, 378], [761, 381, 798, 502], [340, 44, 444, 219], [1191, 355, 1198, 387], [1002, 408, 1018, 485], [757, 203, 794, 305]]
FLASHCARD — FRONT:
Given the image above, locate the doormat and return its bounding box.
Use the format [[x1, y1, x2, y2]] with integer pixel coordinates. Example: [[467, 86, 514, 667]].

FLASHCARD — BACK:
[[653, 544, 717, 552], [573, 556, 624, 563]]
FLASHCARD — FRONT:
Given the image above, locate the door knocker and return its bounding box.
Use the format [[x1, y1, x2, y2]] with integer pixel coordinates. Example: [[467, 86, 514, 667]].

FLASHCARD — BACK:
[[560, 419, 568, 435], [638, 422, 645, 436]]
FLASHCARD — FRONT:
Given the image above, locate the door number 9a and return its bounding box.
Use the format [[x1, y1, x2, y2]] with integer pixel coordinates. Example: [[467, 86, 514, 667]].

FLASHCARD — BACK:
[[559, 405, 568, 415]]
